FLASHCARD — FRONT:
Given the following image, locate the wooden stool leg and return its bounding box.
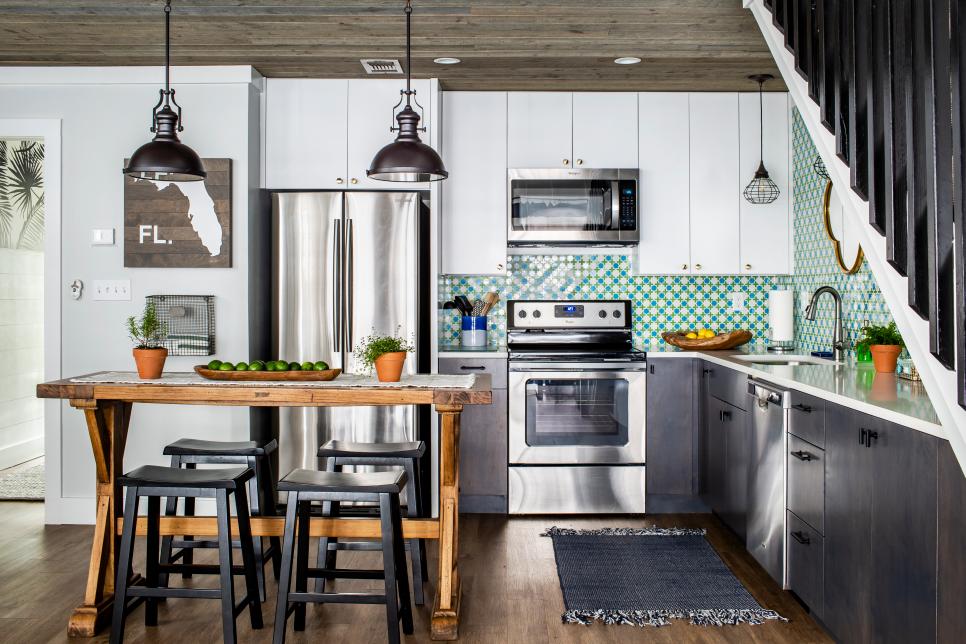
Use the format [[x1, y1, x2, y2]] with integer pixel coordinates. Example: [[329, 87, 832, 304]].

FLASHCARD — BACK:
[[272, 493, 299, 644], [109, 488, 140, 644], [379, 493, 402, 644], [247, 456, 267, 602], [234, 484, 264, 630], [144, 495, 161, 627], [215, 488, 238, 644], [293, 499, 310, 631], [158, 455, 180, 589], [390, 493, 414, 635], [403, 459, 424, 605], [182, 462, 196, 577]]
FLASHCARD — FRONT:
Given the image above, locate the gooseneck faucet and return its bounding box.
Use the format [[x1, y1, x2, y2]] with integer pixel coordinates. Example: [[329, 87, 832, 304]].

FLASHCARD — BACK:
[[804, 286, 847, 362]]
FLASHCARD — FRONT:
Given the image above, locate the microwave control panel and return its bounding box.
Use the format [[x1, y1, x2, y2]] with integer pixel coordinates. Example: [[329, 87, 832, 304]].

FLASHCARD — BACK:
[[618, 180, 637, 231]]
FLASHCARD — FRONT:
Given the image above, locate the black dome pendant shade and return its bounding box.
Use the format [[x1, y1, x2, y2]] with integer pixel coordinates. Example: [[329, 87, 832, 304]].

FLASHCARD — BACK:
[[367, 1, 447, 182], [123, 1, 206, 182], [743, 74, 779, 205]]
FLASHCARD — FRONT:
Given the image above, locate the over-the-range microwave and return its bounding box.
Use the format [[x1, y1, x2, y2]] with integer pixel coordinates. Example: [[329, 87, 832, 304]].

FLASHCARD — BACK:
[[507, 168, 639, 246]]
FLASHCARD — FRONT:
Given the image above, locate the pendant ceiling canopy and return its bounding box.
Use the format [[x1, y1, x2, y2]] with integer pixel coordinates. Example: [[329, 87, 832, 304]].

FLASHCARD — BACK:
[[367, 0, 448, 182], [123, 0, 206, 182], [743, 74, 780, 205]]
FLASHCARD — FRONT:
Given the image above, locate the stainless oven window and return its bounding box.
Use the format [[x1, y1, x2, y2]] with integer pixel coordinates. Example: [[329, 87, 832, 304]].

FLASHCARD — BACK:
[[510, 179, 614, 232], [524, 377, 629, 446]]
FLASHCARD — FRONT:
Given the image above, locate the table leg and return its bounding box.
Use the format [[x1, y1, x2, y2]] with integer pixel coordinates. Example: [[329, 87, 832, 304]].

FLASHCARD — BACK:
[[431, 403, 462, 640], [68, 400, 132, 638]]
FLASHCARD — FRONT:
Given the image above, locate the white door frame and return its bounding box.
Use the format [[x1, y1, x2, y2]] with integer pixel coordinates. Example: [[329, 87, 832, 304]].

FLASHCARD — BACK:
[[0, 119, 62, 521]]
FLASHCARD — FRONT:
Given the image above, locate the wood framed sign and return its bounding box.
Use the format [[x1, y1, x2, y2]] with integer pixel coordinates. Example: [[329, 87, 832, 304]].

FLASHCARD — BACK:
[[124, 158, 232, 268]]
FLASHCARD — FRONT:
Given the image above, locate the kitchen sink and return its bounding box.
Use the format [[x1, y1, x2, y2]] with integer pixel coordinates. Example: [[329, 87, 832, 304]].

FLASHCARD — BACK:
[[735, 354, 837, 367]]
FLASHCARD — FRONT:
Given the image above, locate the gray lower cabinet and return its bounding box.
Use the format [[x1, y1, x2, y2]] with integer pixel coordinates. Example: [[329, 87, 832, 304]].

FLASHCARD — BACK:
[[825, 404, 938, 644], [438, 356, 508, 513], [938, 440, 966, 642], [701, 380, 747, 540]]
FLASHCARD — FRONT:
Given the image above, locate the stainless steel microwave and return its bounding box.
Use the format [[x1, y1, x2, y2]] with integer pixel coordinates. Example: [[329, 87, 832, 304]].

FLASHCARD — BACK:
[[507, 168, 639, 246]]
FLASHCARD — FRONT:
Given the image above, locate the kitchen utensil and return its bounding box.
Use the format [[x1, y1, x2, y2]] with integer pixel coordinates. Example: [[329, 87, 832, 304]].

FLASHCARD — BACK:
[[661, 329, 753, 350], [455, 295, 473, 316], [471, 299, 484, 316], [481, 291, 500, 315], [442, 300, 458, 310]]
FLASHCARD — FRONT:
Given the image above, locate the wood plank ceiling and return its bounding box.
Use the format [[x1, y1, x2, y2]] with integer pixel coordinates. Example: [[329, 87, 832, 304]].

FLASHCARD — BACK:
[[0, 0, 785, 91]]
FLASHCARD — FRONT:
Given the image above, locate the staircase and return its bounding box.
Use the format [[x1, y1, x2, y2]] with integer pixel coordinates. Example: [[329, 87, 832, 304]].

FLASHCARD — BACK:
[[744, 0, 966, 469]]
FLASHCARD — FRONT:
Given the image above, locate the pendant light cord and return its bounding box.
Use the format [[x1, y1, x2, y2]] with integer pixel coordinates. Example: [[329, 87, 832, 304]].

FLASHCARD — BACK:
[[758, 78, 764, 162], [405, 0, 412, 107], [164, 0, 172, 106]]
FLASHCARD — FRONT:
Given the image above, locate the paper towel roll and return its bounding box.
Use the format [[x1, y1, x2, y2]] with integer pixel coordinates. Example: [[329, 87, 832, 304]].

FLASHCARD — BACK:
[[768, 290, 795, 343]]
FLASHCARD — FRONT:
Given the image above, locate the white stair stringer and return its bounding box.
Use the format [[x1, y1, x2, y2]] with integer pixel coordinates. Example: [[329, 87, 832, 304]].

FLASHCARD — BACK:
[[745, 0, 966, 473]]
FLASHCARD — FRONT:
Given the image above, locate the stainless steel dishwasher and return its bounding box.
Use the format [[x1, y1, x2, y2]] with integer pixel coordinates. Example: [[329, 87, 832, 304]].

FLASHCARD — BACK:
[[746, 380, 789, 586]]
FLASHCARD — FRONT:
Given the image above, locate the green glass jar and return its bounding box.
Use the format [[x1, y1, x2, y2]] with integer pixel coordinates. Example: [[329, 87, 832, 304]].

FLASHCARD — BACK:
[[855, 344, 872, 362]]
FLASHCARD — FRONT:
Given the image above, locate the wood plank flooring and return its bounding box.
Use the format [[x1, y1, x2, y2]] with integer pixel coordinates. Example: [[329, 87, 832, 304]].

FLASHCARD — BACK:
[[0, 503, 831, 643]]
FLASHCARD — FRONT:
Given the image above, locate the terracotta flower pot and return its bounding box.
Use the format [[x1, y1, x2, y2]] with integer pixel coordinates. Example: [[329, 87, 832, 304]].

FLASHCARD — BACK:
[[869, 344, 902, 373], [374, 351, 407, 382], [133, 347, 168, 379]]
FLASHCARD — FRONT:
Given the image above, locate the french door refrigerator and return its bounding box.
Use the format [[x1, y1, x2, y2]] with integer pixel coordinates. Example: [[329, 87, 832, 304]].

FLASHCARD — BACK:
[[271, 191, 429, 480]]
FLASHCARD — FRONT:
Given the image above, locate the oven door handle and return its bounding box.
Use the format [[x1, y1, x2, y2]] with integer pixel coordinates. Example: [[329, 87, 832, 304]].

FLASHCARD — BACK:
[[509, 365, 648, 373]]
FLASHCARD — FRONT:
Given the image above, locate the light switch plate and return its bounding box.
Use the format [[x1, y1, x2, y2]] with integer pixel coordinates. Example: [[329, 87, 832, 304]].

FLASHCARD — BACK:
[[92, 280, 131, 301], [729, 291, 747, 312], [91, 228, 115, 245]]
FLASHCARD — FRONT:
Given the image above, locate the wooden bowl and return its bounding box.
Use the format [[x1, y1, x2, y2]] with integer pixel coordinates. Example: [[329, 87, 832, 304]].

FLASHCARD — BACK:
[[194, 366, 342, 382], [661, 330, 753, 351]]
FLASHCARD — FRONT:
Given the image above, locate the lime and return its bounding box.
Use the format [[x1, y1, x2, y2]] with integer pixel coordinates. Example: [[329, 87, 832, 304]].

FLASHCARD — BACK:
[[219, 362, 235, 371], [301, 361, 314, 371], [289, 361, 302, 371], [207, 359, 222, 370], [249, 361, 265, 371], [313, 361, 329, 371], [274, 361, 289, 372], [235, 361, 249, 371]]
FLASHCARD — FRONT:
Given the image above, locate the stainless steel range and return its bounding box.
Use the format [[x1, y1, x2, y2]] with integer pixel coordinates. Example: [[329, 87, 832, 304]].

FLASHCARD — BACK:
[[507, 299, 646, 514]]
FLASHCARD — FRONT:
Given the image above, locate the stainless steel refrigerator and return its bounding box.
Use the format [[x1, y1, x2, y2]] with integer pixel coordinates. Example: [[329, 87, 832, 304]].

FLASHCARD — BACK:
[[271, 191, 428, 479]]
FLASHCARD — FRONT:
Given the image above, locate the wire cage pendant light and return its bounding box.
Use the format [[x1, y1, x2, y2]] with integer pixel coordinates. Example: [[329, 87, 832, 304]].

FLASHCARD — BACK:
[[123, 0, 206, 182], [743, 74, 779, 205], [367, 0, 448, 182]]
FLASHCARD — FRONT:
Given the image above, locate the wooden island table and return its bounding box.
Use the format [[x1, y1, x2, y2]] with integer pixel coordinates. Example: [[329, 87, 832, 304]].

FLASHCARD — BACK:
[[37, 371, 492, 640]]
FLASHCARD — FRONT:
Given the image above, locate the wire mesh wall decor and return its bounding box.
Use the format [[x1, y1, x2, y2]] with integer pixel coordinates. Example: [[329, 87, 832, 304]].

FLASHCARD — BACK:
[[813, 154, 830, 179], [145, 294, 215, 356]]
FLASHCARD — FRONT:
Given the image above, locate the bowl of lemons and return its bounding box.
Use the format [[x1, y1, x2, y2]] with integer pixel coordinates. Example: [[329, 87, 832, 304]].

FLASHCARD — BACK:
[[661, 328, 753, 351]]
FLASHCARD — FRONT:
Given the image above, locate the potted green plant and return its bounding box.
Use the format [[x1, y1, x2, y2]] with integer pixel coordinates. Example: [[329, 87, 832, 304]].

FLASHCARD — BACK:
[[354, 330, 414, 382], [856, 322, 904, 373], [127, 302, 168, 379]]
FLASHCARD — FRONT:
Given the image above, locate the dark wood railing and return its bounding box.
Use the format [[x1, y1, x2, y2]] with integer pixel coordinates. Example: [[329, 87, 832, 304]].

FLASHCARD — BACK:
[[763, 0, 965, 408]]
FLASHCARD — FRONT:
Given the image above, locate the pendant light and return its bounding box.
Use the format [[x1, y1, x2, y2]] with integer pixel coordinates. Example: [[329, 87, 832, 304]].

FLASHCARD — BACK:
[[743, 74, 780, 205], [123, 0, 206, 182], [367, 0, 448, 182]]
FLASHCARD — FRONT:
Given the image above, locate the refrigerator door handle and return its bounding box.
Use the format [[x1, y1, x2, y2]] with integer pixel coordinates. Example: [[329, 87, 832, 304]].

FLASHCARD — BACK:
[[346, 217, 354, 351], [332, 218, 342, 353]]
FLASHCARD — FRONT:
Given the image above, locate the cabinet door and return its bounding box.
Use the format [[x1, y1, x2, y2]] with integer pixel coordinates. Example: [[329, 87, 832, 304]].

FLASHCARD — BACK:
[[441, 92, 507, 275], [636, 93, 691, 275], [572, 92, 638, 167], [938, 440, 966, 642], [506, 92, 573, 168], [722, 404, 748, 540], [824, 405, 874, 644], [645, 358, 696, 496], [265, 79, 348, 189], [739, 92, 791, 274], [457, 388, 508, 512], [689, 93, 740, 274], [869, 417, 937, 642], [347, 79, 432, 190]]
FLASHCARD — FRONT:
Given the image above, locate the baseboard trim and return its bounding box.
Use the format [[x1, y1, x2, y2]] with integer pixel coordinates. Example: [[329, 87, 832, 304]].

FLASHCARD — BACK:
[[0, 435, 43, 470]]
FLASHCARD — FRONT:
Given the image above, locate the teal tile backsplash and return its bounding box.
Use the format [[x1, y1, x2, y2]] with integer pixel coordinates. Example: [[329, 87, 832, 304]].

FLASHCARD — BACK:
[[438, 108, 898, 357]]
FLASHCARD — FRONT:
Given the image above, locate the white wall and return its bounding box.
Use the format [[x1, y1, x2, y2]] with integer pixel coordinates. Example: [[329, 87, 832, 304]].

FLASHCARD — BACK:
[[0, 67, 263, 523]]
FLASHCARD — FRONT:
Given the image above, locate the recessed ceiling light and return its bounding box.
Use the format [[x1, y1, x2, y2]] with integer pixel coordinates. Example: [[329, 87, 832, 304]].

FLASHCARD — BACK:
[[614, 56, 642, 65], [434, 57, 462, 65]]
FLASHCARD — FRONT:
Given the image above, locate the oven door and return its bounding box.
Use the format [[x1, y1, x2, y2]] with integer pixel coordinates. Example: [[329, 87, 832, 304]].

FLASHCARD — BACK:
[[508, 363, 646, 465]]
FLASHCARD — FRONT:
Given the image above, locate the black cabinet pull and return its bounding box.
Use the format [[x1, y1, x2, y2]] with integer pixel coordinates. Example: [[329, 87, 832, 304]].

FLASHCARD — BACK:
[[721, 410, 731, 421], [649, 364, 655, 374], [860, 428, 867, 445], [792, 403, 812, 413], [866, 430, 878, 447], [790, 450, 814, 462], [459, 365, 486, 371], [791, 530, 811, 545], [703, 368, 713, 375]]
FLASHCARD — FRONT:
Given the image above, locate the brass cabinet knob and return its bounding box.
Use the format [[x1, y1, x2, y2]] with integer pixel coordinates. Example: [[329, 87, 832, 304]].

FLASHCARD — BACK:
[[336, 178, 344, 184], [681, 264, 688, 270], [745, 263, 752, 270], [695, 263, 702, 270], [562, 159, 570, 166], [350, 178, 359, 184], [497, 263, 504, 271], [576, 158, 584, 166]]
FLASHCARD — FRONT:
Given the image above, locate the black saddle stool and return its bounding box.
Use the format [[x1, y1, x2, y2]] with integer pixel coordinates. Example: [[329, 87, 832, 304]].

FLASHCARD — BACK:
[[111, 465, 263, 644], [273, 469, 413, 644], [159, 438, 281, 601], [315, 440, 428, 605]]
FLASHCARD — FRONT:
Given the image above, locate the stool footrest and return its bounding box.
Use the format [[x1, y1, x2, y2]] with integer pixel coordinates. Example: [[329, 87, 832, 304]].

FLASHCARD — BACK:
[[127, 586, 222, 600], [306, 566, 385, 580], [288, 591, 387, 605]]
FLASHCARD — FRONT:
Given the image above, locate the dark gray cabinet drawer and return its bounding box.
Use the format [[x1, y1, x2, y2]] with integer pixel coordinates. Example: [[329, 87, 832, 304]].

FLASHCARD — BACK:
[[787, 510, 824, 620], [704, 362, 748, 411], [788, 390, 825, 448], [787, 434, 825, 534], [438, 357, 507, 389]]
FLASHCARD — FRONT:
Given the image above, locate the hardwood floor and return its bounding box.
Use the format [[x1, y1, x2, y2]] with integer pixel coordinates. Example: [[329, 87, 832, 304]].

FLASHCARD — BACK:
[[0, 502, 831, 643]]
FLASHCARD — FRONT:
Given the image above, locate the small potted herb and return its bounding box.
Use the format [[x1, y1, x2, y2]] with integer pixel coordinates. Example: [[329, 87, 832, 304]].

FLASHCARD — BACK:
[[127, 301, 168, 379], [856, 322, 904, 373], [354, 330, 414, 382]]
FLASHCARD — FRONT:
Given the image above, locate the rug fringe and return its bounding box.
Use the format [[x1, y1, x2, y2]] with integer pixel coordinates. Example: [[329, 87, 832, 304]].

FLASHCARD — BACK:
[[541, 526, 707, 537], [562, 608, 788, 628]]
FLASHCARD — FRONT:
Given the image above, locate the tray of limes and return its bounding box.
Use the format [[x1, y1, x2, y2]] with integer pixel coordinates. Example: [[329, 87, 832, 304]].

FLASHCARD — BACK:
[[195, 359, 341, 382], [661, 329, 752, 351]]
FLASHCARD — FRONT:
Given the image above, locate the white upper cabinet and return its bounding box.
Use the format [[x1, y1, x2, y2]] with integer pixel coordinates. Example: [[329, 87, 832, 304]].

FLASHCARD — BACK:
[[507, 92, 573, 168], [347, 78, 432, 190], [572, 92, 638, 168], [739, 92, 791, 274], [440, 92, 508, 275], [689, 93, 741, 274], [265, 79, 348, 189], [636, 93, 690, 275]]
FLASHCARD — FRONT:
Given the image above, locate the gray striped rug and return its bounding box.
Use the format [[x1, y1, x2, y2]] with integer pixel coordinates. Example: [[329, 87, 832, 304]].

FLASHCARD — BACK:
[[0, 462, 44, 501], [543, 527, 786, 628]]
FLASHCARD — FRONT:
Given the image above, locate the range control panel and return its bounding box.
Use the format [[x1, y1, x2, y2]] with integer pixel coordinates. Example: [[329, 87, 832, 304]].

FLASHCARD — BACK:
[[508, 300, 631, 329]]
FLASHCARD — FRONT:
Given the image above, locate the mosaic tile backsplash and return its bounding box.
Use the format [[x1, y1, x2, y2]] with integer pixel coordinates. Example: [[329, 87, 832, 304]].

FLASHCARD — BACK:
[[439, 108, 898, 357]]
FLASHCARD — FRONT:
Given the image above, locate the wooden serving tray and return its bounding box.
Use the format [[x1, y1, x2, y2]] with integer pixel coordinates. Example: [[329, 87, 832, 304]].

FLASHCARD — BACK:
[[194, 366, 342, 382], [661, 330, 753, 351]]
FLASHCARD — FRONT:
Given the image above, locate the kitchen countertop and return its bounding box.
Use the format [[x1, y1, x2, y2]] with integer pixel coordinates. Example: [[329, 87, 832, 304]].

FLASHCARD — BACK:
[[645, 345, 943, 438]]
